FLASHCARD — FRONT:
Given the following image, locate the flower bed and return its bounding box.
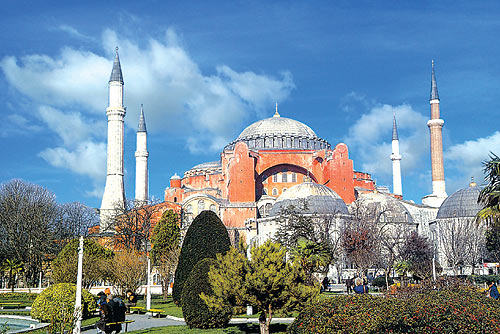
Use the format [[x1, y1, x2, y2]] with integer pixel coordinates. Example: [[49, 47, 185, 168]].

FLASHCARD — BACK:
[[288, 285, 500, 333]]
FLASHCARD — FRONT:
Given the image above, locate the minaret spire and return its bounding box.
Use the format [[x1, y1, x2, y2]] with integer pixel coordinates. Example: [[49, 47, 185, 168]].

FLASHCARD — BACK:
[[273, 102, 280, 117], [100, 47, 126, 230], [430, 60, 439, 101], [422, 60, 447, 207], [135, 104, 149, 203], [390, 111, 402, 197]]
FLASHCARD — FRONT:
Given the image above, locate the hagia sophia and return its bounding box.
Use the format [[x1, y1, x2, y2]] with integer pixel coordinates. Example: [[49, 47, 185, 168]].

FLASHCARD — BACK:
[[99, 49, 488, 276]]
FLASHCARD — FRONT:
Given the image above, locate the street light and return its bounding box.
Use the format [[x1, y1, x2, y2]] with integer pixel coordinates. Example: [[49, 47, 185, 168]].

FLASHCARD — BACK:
[[73, 236, 84, 334]]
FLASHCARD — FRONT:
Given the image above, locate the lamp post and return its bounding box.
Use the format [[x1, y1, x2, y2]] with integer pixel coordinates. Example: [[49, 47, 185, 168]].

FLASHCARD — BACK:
[[73, 236, 84, 334], [146, 255, 151, 311]]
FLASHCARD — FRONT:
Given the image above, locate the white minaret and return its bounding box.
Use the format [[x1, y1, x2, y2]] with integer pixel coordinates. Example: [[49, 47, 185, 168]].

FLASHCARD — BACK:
[[390, 111, 402, 197], [422, 61, 447, 207], [100, 47, 126, 230], [135, 104, 149, 203]]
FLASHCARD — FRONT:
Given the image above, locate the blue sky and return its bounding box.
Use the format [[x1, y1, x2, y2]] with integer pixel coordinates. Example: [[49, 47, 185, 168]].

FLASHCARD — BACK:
[[1, 1, 500, 209]]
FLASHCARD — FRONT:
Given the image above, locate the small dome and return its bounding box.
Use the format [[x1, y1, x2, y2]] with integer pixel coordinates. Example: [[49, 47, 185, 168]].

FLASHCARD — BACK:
[[170, 173, 181, 180], [355, 192, 413, 223], [224, 113, 330, 151], [269, 182, 348, 216], [436, 184, 483, 219]]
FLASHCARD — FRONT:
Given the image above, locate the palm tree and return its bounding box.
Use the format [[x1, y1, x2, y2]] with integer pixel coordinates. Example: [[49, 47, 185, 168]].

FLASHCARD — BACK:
[[477, 152, 500, 223], [290, 238, 331, 285], [1, 259, 24, 292]]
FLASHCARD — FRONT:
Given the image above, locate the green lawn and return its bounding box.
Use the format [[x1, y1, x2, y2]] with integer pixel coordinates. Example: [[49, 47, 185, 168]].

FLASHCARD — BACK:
[[127, 324, 288, 334], [135, 296, 184, 318]]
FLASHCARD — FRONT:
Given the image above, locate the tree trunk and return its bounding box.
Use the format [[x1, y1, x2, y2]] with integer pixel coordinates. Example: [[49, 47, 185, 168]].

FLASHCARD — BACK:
[[259, 310, 271, 334], [9, 269, 14, 292]]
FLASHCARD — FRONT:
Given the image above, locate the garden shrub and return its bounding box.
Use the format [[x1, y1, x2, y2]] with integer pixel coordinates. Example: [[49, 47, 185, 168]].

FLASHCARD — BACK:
[[288, 285, 500, 333], [181, 258, 232, 328], [173, 210, 231, 304], [372, 275, 393, 289], [0, 292, 38, 301], [31, 283, 96, 322]]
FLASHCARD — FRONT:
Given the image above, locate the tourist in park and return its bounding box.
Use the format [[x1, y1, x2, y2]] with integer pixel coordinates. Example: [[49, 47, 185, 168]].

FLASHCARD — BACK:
[[126, 289, 138, 305], [353, 277, 369, 294], [321, 277, 329, 292], [487, 280, 499, 299], [345, 276, 353, 294]]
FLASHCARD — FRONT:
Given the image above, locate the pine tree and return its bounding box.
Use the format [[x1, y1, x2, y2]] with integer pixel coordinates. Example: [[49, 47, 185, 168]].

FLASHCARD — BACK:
[[202, 241, 319, 334]]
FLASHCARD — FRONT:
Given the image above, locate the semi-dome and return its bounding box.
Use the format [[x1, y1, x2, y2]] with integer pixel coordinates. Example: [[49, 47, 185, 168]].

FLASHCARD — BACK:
[[354, 192, 413, 223], [269, 182, 348, 216], [224, 112, 330, 151], [189, 161, 222, 171], [436, 183, 483, 219]]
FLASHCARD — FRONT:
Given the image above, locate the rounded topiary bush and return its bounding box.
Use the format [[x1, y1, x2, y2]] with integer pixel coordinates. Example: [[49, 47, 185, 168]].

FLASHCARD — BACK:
[[31, 283, 96, 322], [181, 258, 232, 329], [288, 286, 500, 334], [173, 210, 231, 304]]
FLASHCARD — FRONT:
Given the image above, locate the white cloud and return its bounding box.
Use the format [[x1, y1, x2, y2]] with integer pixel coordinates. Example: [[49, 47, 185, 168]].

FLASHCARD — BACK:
[[344, 104, 428, 182], [37, 106, 105, 146], [56, 25, 93, 41], [1, 28, 295, 196], [445, 131, 500, 188]]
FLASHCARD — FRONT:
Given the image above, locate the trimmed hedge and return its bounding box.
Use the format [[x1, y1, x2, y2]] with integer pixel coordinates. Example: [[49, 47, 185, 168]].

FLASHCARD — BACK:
[[181, 258, 232, 328], [288, 286, 500, 333], [31, 283, 96, 322], [0, 292, 38, 301], [173, 210, 231, 304]]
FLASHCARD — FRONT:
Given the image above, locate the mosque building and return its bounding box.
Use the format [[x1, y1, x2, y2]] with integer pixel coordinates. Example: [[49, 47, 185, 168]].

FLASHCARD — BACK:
[[99, 48, 489, 275]]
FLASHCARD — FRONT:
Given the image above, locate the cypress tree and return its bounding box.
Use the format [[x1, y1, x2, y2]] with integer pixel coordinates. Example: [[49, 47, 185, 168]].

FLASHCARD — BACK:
[[172, 210, 231, 304]]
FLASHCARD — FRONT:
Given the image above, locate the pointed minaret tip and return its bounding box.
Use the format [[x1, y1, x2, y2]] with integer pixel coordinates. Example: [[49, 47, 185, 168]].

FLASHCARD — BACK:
[[392, 110, 399, 141], [430, 60, 439, 101], [273, 102, 280, 117], [137, 104, 147, 133], [109, 46, 124, 84]]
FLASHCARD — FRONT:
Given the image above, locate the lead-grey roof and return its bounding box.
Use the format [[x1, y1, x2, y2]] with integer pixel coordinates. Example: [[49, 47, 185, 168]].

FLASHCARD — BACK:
[[137, 105, 147, 133], [430, 60, 439, 101], [436, 184, 483, 219], [269, 182, 348, 216], [392, 112, 399, 141], [354, 192, 414, 223], [190, 161, 222, 170], [109, 47, 124, 84], [224, 113, 330, 151]]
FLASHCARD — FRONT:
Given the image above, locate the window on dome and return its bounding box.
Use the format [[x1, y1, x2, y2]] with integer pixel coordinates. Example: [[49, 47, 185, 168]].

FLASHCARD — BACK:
[[272, 188, 278, 196], [291, 173, 297, 182], [186, 204, 193, 214], [198, 200, 205, 212], [210, 204, 216, 212]]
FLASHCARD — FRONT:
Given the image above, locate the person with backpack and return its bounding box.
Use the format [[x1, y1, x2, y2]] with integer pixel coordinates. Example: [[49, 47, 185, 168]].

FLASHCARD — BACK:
[[353, 277, 369, 294]]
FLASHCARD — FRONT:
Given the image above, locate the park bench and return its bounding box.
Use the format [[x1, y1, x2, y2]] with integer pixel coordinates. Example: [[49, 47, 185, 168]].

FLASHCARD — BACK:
[[105, 320, 135, 333], [147, 309, 165, 318], [129, 306, 144, 314], [0, 302, 22, 309]]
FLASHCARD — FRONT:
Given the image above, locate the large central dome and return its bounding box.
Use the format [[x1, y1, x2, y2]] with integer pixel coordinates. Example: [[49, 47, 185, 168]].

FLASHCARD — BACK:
[[224, 111, 330, 151]]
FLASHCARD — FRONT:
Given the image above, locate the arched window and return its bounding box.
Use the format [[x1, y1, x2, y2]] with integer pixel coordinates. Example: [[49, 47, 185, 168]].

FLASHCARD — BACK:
[[291, 172, 297, 182], [281, 169, 288, 183], [272, 188, 278, 196], [186, 204, 193, 214], [283, 188, 287, 192], [273, 173, 278, 182], [198, 200, 205, 212], [173, 197, 177, 202], [210, 204, 216, 212]]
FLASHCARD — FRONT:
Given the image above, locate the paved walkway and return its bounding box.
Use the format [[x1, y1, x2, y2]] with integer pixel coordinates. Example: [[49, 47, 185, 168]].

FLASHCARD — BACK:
[[83, 314, 294, 332]]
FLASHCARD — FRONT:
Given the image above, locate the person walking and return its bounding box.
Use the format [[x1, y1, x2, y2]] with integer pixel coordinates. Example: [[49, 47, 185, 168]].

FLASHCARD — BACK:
[[345, 276, 353, 294]]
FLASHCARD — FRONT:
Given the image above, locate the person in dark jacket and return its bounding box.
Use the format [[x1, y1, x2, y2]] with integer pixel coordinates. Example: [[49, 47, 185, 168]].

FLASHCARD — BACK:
[[345, 277, 353, 294], [353, 277, 369, 294], [105, 295, 123, 334], [96, 303, 114, 334], [126, 290, 138, 305]]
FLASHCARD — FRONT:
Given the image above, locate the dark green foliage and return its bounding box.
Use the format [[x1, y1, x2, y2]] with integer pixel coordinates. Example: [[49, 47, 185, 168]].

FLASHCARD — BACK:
[[372, 275, 394, 289], [485, 223, 500, 261], [172, 210, 231, 304], [288, 284, 500, 333], [31, 283, 96, 322], [181, 258, 232, 329], [151, 210, 181, 264]]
